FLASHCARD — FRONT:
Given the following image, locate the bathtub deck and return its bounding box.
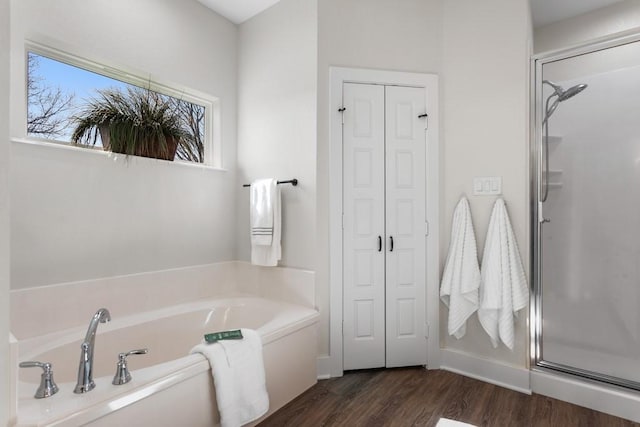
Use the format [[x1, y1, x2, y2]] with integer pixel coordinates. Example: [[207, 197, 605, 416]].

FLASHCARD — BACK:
[[257, 368, 638, 427]]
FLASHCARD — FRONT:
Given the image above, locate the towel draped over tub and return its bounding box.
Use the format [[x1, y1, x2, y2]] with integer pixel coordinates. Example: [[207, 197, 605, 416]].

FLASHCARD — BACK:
[[191, 329, 269, 427]]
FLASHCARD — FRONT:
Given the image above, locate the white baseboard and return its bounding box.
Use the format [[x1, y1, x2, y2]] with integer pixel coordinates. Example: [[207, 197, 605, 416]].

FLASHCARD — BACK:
[[316, 355, 332, 380], [531, 370, 640, 423], [440, 348, 531, 394]]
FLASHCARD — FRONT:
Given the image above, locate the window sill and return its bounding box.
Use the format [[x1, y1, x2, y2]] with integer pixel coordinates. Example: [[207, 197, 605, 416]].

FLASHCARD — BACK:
[[10, 137, 228, 172]]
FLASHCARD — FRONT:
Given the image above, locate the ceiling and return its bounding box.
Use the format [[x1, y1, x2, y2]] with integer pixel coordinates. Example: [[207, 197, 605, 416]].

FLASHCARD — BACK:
[[198, 0, 626, 28], [197, 0, 282, 24], [530, 0, 625, 28]]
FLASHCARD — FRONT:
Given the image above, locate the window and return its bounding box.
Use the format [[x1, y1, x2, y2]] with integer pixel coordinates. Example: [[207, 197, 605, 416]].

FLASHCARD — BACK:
[[26, 47, 215, 164]]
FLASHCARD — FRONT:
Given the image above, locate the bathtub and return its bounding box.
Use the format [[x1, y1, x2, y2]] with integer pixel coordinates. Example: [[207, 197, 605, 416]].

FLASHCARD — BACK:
[[16, 296, 319, 426]]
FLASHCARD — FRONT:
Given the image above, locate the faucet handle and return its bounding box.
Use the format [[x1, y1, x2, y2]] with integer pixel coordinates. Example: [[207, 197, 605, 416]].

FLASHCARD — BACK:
[[112, 348, 148, 385], [123, 348, 149, 357], [19, 361, 59, 399]]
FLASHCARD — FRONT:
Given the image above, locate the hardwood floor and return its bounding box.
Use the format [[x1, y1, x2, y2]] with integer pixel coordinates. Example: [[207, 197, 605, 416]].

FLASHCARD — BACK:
[[258, 368, 639, 427]]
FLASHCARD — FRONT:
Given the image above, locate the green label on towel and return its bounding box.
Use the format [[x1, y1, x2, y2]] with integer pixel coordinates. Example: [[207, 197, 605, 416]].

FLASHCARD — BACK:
[[204, 329, 244, 344]]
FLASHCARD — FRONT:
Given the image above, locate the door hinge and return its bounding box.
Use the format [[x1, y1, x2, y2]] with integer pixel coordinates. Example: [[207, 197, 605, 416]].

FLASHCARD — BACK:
[[419, 113, 428, 130], [425, 323, 430, 338], [341, 213, 344, 230], [425, 221, 429, 236], [339, 106, 346, 124]]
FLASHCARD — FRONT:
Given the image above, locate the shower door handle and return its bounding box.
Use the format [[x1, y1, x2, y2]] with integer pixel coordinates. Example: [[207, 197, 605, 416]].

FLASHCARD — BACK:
[[377, 236, 382, 252], [538, 201, 551, 223]]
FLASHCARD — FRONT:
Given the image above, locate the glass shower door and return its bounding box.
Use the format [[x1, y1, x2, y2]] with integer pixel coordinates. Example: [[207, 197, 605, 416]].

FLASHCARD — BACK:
[[535, 39, 640, 388]]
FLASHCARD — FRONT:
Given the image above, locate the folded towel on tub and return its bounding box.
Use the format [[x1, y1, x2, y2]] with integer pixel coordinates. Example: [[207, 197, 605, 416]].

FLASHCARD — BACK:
[[478, 198, 529, 350], [191, 329, 269, 427], [440, 196, 481, 339]]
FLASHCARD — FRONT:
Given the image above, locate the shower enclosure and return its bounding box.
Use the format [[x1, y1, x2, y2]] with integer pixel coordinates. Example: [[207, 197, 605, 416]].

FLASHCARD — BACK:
[[532, 34, 640, 390]]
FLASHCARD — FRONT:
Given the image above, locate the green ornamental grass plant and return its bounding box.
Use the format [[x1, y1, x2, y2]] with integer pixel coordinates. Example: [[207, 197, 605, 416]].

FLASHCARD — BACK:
[[71, 87, 187, 161]]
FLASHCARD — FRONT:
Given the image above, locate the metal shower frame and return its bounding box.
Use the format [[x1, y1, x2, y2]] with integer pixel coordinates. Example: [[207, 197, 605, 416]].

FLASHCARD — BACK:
[[530, 29, 640, 392]]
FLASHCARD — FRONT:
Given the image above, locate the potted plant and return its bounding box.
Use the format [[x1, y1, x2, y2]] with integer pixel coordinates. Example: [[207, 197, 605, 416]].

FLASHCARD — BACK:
[[71, 87, 187, 161]]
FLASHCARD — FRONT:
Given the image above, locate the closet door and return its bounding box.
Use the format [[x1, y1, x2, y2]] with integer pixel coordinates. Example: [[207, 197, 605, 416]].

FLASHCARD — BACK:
[[342, 83, 386, 370], [384, 86, 427, 367]]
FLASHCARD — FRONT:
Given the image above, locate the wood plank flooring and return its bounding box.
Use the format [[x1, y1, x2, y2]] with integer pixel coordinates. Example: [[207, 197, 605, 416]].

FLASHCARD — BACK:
[[258, 368, 639, 427]]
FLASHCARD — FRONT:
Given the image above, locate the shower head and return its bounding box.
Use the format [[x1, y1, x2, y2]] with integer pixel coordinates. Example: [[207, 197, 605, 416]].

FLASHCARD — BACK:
[[542, 80, 588, 122], [543, 80, 588, 101], [558, 83, 588, 101]]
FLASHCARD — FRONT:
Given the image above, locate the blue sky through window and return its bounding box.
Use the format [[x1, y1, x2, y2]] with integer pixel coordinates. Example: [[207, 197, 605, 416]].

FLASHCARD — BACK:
[[36, 54, 130, 100], [28, 52, 131, 143]]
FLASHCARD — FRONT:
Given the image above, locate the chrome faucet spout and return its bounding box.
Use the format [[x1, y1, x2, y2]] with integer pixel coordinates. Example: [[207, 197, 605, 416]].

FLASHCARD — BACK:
[[74, 308, 111, 394]]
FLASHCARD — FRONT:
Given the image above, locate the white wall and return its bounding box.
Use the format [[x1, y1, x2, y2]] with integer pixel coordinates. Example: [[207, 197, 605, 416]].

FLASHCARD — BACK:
[[440, 0, 531, 367], [317, 0, 443, 357], [236, 0, 317, 270], [534, 0, 640, 53], [9, 0, 239, 289], [1, 0, 10, 421]]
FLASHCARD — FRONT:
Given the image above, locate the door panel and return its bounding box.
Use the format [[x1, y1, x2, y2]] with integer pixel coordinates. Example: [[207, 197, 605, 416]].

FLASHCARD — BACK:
[[343, 83, 386, 370], [384, 85, 427, 368], [537, 43, 640, 387]]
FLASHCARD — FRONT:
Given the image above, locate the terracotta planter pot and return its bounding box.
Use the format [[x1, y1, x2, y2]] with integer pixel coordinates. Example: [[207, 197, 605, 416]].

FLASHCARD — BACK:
[[98, 125, 178, 161]]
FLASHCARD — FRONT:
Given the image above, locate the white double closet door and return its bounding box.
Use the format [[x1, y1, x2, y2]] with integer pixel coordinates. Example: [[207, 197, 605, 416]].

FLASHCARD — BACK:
[[343, 82, 427, 370]]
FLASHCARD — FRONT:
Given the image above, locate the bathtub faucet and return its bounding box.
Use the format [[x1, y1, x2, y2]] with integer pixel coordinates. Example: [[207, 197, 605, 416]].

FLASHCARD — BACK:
[[74, 308, 111, 394]]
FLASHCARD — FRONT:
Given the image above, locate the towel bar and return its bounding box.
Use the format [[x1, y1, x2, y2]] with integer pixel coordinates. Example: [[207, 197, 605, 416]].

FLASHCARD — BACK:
[[242, 179, 298, 188]]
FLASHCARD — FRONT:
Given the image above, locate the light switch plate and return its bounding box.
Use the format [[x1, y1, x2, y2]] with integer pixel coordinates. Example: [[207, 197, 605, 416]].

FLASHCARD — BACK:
[[473, 176, 502, 196]]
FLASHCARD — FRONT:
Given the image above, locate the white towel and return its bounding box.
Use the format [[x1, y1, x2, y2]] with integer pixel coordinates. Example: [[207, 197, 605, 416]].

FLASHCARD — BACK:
[[250, 179, 281, 266], [478, 198, 529, 350], [440, 197, 481, 339], [190, 329, 269, 427], [250, 179, 276, 246]]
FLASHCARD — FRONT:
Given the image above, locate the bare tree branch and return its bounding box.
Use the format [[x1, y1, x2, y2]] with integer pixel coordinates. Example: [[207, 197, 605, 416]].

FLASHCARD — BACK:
[[167, 96, 205, 163], [27, 53, 75, 138]]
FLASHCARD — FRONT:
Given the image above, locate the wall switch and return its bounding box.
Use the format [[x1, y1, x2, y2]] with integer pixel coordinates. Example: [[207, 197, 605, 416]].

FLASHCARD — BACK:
[[473, 176, 502, 196]]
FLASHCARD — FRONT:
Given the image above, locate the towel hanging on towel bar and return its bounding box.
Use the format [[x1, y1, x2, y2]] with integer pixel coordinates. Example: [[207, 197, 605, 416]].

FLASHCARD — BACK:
[[249, 179, 282, 266]]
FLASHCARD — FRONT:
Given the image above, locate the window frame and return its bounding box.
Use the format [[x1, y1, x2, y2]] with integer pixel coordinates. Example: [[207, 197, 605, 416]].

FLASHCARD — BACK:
[[23, 41, 221, 167]]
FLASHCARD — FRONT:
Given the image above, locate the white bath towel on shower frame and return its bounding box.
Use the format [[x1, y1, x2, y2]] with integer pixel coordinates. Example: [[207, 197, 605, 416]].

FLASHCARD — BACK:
[[478, 198, 529, 350], [440, 196, 481, 339]]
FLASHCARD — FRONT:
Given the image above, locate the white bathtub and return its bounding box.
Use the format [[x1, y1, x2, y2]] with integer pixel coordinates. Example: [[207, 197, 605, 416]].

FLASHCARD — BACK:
[[16, 296, 319, 426]]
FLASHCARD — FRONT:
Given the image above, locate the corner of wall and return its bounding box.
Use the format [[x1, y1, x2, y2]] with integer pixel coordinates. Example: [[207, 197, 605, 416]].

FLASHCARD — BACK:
[[1, 0, 11, 422], [235, 0, 318, 271]]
